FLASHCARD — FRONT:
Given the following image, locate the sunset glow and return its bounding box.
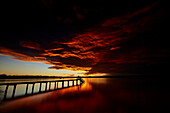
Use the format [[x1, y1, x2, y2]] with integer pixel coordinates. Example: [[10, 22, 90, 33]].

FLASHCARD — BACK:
[[0, 55, 86, 76], [0, 1, 169, 113]]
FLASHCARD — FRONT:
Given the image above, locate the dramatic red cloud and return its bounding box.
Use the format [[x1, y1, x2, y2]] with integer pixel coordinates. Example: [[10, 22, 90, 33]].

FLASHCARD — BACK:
[[20, 41, 42, 50], [0, 47, 49, 64], [48, 64, 91, 72], [0, 0, 169, 75]]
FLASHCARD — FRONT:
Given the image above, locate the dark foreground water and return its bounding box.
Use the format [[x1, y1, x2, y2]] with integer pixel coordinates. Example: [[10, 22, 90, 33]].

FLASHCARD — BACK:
[[0, 78, 169, 113]]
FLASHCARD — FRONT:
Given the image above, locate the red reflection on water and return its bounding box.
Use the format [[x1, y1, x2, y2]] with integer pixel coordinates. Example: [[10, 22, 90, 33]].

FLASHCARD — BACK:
[[0, 80, 103, 113], [0, 78, 169, 113]]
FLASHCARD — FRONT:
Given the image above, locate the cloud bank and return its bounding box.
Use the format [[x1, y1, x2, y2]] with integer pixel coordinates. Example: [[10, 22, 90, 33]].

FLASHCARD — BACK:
[[1, 0, 169, 75]]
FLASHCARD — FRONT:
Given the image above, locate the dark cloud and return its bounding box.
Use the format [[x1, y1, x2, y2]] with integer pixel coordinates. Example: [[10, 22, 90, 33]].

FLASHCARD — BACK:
[[0, 0, 169, 75]]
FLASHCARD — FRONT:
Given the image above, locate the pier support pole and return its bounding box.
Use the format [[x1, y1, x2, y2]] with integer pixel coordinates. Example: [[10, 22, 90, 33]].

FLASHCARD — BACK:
[[39, 83, 42, 92], [12, 84, 17, 98], [54, 82, 56, 90], [25, 84, 29, 95], [3, 85, 9, 100], [67, 80, 70, 87], [45, 82, 47, 91], [80, 78, 84, 84], [49, 82, 51, 90], [73, 80, 74, 86], [62, 81, 64, 88], [76, 79, 78, 85], [56, 82, 58, 89], [32, 83, 35, 94]]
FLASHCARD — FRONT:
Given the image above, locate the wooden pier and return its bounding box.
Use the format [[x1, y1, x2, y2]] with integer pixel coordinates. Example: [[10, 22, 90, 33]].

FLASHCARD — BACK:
[[0, 78, 85, 101]]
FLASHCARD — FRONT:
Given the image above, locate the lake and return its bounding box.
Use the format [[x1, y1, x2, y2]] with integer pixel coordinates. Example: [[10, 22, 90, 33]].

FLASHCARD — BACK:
[[0, 78, 169, 113]]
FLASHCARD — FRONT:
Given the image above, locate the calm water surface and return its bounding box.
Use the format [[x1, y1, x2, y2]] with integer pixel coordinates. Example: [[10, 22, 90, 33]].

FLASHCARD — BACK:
[[0, 78, 169, 113]]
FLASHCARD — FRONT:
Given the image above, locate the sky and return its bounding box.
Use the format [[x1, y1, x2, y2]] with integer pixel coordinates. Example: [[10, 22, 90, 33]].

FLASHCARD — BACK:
[[0, 55, 84, 76], [0, 0, 169, 76]]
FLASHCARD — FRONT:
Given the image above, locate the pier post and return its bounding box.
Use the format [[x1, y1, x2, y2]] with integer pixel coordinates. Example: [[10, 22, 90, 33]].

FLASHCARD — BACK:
[[3, 85, 9, 100], [25, 84, 29, 95], [32, 83, 35, 94], [49, 82, 51, 90], [76, 79, 78, 85], [12, 84, 17, 98], [45, 82, 47, 91], [62, 81, 64, 88], [39, 83, 42, 92], [73, 80, 74, 86], [54, 82, 56, 90], [80, 78, 84, 83], [56, 82, 58, 89], [67, 80, 70, 87]]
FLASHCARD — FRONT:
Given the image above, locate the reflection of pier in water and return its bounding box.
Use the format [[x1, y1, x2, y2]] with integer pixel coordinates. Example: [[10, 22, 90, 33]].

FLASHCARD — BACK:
[[0, 78, 85, 101]]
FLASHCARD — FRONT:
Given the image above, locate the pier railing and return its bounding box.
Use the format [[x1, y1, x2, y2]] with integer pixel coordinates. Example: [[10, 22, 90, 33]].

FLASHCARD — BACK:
[[0, 78, 85, 101]]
